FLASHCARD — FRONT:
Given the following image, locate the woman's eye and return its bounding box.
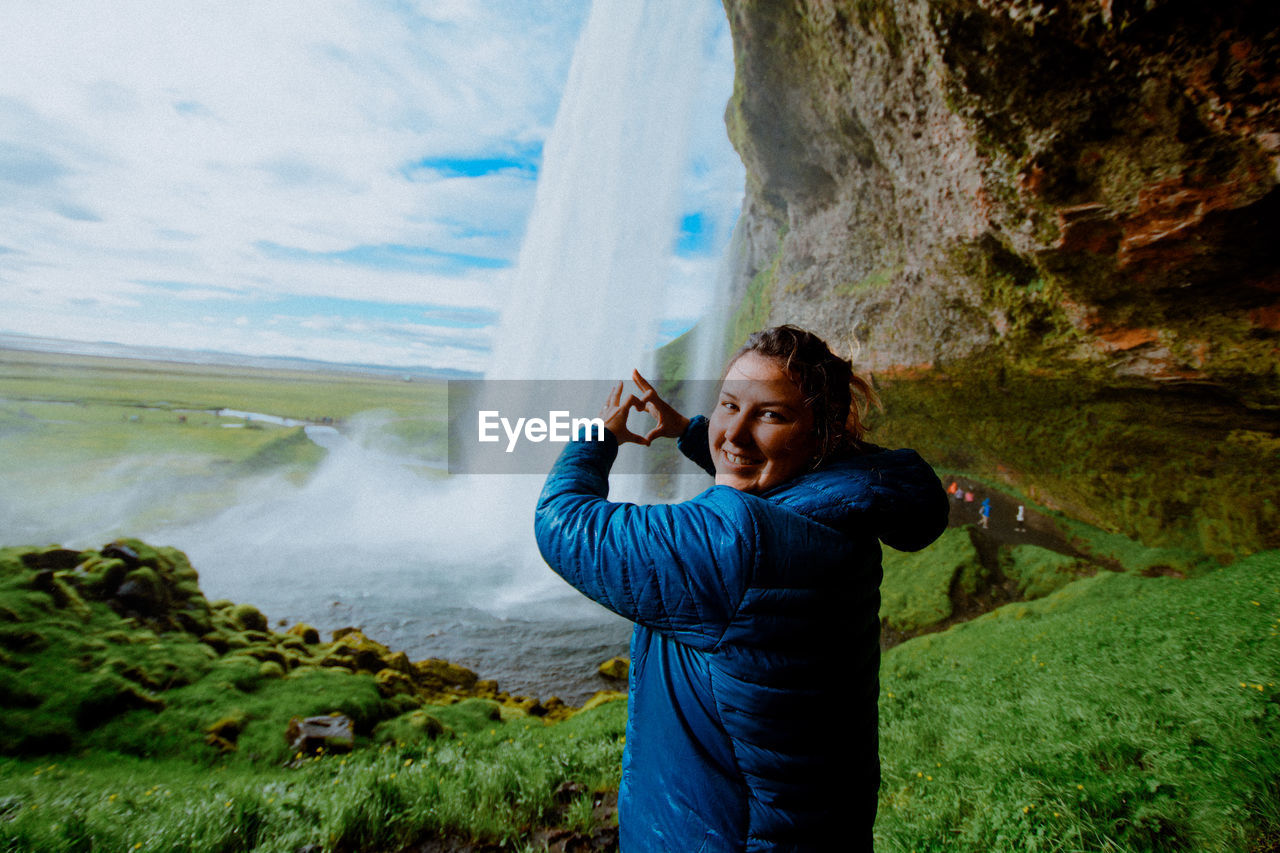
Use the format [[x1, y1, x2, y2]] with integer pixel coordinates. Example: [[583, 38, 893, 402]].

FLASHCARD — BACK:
[[760, 410, 785, 422], [719, 400, 737, 412]]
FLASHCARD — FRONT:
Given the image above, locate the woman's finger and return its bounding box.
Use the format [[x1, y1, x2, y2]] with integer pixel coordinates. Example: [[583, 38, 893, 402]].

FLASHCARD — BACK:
[[633, 369, 654, 394]]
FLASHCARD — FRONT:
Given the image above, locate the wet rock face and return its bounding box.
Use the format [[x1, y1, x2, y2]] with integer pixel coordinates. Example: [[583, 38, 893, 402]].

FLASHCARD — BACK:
[[721, 0, 1280, 554], [722, 0, 1280, 390]]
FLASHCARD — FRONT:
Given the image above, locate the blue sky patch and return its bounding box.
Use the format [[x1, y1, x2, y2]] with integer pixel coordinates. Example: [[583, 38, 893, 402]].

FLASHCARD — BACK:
[[256, 240, 510, 275], [402, 143, 542, 180], [676, 212, 712, 256]]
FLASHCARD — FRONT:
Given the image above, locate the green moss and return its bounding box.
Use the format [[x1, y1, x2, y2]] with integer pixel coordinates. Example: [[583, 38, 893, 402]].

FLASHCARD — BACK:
[[876, 361, 1280, 561], [228, 603, 268, 633], [835, 265, 902, 298], [726, 239, 782, 355], [880, 528, 981, 632], [999, 544, 1091, 599]]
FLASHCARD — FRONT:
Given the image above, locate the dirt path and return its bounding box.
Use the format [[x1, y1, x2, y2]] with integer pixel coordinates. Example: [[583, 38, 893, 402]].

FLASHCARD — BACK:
[[939, 476, 1096, 561]]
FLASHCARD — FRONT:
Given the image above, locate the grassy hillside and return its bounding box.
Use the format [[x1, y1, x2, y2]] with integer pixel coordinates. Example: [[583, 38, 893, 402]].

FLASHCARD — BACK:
[[2, 538, 1277, 851], [877, 550, 1280, 852]]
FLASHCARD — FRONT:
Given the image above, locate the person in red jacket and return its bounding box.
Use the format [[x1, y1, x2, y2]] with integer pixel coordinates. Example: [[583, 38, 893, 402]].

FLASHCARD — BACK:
[[536, 325, 949, 850]]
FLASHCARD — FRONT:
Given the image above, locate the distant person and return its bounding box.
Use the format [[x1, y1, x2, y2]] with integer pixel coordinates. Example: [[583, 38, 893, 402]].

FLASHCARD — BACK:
[[979, 497, 991, 529], [1016, 504, 1026, 532], [948, 480, 959, 497], [536, 325, 950, 850]]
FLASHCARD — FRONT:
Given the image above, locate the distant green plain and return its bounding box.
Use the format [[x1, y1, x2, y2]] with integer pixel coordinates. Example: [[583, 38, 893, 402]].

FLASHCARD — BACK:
[[0, 349, 448, 538]]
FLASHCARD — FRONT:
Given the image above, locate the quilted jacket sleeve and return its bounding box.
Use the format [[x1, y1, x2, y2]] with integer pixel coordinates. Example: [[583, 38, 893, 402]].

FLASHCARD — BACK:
[[676, 415, 715, 476], [534, 431, 756, 650]]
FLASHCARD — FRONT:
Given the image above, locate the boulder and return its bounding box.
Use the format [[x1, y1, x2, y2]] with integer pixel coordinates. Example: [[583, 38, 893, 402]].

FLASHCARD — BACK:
[[285, 622, 321, 645], [374, 668, 417, 698], [328, 629, 393, 673], [228, 604, 268, 633], [597, 656, 629, 680], [413, 658, 479, 692], [286, 714, 354, 755]]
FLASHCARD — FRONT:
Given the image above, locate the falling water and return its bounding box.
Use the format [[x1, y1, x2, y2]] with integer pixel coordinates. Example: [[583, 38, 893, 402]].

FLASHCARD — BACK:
[[139, 0, 731, 702], [488, 0, 712, 380]]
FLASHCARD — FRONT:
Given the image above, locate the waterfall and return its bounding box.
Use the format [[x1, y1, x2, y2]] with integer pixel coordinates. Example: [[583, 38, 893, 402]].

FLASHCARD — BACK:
[[131, 0, 737, 699], [487, 0, 714, 381]]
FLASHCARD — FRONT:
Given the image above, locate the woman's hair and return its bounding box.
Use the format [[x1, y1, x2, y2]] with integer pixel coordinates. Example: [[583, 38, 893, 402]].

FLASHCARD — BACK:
[[730, 325, 879, 466]]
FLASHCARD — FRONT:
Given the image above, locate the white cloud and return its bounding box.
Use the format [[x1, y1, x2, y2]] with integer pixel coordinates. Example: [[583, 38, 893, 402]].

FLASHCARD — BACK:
[[0, 0, 743, 372]]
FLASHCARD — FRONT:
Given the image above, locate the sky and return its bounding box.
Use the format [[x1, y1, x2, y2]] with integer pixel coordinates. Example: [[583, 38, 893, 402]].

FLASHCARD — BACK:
[[0, 1, 744, 374]]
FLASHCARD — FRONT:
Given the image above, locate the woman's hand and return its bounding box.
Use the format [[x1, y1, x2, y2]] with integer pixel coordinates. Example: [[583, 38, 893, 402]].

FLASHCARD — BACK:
[[598, 371, 690, 447], [632, 370, 690, 443], [599, 380, 652, 446]]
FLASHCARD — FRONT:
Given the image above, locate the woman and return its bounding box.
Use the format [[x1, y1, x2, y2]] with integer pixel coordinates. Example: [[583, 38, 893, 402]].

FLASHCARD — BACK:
[[535, 326, 949, 851]]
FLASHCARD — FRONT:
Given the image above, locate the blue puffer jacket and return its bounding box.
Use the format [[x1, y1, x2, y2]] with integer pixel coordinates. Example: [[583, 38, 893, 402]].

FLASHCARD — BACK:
[[535, 417, 949, 851]]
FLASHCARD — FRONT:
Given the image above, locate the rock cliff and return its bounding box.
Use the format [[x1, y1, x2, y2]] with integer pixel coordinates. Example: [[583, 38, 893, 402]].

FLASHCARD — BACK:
[[720, 0, 1280, 558]]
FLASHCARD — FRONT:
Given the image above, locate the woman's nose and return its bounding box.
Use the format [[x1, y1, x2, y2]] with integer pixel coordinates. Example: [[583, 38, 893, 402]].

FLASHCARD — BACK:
[[723, 411, 751, 446]]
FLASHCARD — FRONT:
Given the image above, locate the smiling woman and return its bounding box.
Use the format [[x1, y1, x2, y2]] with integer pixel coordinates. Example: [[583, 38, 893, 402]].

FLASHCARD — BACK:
[[535, 324, 951, 851]]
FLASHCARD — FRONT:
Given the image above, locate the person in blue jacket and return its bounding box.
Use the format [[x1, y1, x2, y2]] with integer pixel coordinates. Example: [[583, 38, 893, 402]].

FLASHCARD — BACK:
[[535, 325, 949, 851]]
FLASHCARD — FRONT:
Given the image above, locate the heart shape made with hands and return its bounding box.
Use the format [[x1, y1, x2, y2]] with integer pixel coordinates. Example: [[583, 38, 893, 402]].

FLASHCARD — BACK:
[[598, 371, 689, 447]]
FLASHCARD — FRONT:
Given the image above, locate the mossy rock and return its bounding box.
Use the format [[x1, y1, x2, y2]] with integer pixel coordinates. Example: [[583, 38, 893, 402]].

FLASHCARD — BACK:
[[385, 650, 413, 675], [278, 635, 309, 653], [204, 709, 247, 751], [329, 630, 394, 673], [578, 691, 627, 713], [413, 658, 479, 692], [597, 656, 629, 680], [115, 567, 167, 616], [234, 646, 287, 667], [374, 709, 448, 744], [173, 606, 213, 636], [258, 661, 285, 679], [228, 604, 268, 632], [375, 668, 417, 698], [74, 557, 129, 600], [999, 544, 1091, 600], [285, 622, 321, 645], [73, 673, 165, 729]]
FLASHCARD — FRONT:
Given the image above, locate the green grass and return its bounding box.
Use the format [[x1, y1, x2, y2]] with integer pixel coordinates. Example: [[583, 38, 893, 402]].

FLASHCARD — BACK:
[[0, 349, 444, 421], [999, 544, 1092, 599], [875, 550, 1280, 852], [0, 699, 627, 852], [0, 541, 626, 850], [880, 528, 981, 632], [3, 538, 1279, 849]]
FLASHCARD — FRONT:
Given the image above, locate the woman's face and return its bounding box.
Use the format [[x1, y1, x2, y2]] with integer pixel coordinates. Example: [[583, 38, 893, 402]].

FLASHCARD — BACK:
[[709, 351, 818, 494]]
